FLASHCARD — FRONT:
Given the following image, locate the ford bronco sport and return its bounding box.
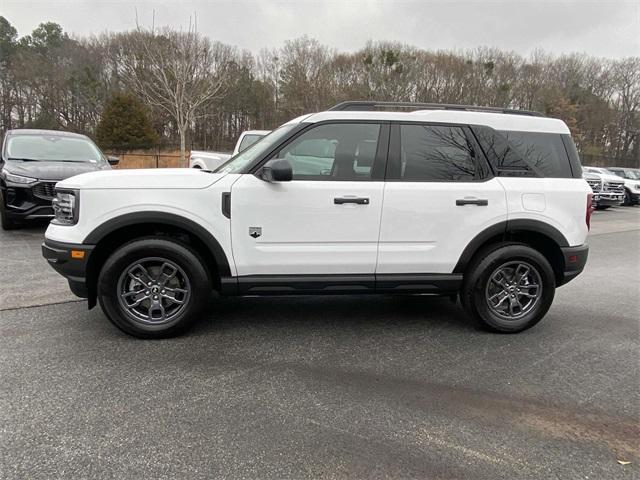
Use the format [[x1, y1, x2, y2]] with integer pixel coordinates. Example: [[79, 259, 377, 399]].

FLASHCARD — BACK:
[[42, 101, 591, 338]]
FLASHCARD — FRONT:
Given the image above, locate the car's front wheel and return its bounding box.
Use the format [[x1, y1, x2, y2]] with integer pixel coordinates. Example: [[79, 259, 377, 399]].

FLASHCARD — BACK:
[[461, 243, 556, 333], [97, 238, 210, 338]]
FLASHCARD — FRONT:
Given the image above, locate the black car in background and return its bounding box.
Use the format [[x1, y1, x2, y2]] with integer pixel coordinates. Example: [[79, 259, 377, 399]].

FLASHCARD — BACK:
[[0, 129, 118, 230]]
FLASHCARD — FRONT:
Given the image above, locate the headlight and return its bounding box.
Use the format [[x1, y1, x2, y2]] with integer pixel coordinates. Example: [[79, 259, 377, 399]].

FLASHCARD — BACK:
[[634, 184, 640, 190], [0, 170, 37, 184], [52, 190, 79, 225]]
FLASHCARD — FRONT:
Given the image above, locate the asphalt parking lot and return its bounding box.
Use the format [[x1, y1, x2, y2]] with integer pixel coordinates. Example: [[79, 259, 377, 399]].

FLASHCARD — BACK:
[[1, 207, 638, 479]]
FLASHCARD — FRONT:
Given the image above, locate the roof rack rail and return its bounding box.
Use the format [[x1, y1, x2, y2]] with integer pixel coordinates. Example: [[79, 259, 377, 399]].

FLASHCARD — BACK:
[[327, 101, 544, 117]]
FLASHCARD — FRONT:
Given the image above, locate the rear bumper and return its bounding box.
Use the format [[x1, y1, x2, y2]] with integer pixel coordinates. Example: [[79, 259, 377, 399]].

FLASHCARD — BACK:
[[42, 238, 94, 298], [558, 244, 589, 286]]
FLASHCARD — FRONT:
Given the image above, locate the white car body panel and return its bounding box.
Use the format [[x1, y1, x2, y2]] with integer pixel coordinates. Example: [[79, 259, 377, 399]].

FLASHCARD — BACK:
[[47, 171, 238, 276], [498, 177, 590, 247], [377, 178, 508, 273], [56, 168, 224, 190], [230, 174, 384, 275]]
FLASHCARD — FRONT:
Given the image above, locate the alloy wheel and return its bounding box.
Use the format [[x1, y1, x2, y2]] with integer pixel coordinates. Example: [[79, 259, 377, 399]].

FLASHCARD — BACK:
[[485, 261, 542, 320], [117, 257, 191, 325]]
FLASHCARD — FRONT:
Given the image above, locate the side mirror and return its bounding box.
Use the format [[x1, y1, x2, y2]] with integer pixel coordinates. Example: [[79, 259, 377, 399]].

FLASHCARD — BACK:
[[259, 158, 292, 182], [107, 155, 120, 166]]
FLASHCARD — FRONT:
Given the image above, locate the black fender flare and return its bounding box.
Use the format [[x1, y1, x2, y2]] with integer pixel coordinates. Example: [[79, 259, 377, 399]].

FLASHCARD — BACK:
[[83, 211, 231, 277], [453, 219, 569, 273]]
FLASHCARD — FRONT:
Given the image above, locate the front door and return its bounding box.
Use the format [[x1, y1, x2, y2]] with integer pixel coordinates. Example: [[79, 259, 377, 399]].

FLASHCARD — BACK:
[[231, 122, 389, 278]]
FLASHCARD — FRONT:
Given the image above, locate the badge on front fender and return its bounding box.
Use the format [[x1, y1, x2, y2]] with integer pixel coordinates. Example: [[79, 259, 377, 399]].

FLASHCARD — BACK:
[[249, 227, 262, 239]]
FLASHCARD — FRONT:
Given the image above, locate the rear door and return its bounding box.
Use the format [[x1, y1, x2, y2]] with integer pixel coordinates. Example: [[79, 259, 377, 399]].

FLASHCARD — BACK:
[[376, 123, 507, 274]]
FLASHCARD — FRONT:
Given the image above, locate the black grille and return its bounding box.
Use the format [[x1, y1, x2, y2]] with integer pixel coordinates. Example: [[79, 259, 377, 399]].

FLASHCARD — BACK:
[[32, 182, 57, 200]]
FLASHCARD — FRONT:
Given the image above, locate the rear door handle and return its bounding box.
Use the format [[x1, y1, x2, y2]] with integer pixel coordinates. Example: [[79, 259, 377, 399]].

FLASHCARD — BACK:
[[456, 198, 488, 206], [334, 197, 370, 205]]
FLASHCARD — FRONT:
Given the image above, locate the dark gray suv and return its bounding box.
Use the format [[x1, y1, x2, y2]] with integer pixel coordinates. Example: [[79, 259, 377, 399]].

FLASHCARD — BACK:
[[0, 129, 118, 230]]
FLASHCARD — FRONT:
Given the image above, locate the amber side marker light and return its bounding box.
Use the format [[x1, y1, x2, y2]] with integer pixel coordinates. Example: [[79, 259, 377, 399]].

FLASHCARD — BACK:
[[71, 250, 85, 259]]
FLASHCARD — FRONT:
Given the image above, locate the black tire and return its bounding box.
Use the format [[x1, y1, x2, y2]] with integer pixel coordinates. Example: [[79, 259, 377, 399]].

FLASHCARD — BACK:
[[623, 189, 632, 206], [595, 205, 610, 210], [461, 243, 556, 333], [97, 237, 210, 338], [0, 193, 19, 230]]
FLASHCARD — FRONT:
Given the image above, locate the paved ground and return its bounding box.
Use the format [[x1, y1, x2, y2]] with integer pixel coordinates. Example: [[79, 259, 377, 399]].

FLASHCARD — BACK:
[[0, 207, 638, 479]]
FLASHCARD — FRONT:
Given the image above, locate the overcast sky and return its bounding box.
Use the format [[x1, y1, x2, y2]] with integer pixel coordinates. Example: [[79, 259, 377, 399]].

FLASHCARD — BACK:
[[1, 0, 638, 58]]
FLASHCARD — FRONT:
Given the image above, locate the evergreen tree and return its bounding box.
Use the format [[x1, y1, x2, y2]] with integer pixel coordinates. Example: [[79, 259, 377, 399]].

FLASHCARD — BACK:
[[96, 92, 158, 150]]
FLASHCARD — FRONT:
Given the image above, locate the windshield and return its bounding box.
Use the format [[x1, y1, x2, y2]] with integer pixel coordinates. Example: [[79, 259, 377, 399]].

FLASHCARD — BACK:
[[6, 134, 104, 162], [217, 124, 298, 173]]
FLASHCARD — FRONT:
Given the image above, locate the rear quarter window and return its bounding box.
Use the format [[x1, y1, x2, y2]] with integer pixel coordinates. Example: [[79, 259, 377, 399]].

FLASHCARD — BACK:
[[472, 126, 576, 178], [500, 131, 573, 178]]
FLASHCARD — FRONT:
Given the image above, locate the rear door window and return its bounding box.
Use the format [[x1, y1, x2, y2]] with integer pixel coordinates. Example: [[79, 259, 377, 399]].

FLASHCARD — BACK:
[[397, 124, 482, 182]]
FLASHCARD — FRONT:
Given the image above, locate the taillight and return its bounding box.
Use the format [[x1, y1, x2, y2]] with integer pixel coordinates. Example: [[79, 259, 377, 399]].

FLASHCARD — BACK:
[[586, 193, 593, 230]]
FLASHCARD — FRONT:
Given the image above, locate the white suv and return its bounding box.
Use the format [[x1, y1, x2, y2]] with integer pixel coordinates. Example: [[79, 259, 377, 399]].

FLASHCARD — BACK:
[[42, 101, 591, 338]]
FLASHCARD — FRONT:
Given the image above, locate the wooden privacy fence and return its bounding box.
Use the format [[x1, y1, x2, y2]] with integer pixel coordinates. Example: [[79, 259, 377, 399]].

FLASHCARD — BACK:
[[104, 149, 186, 169]]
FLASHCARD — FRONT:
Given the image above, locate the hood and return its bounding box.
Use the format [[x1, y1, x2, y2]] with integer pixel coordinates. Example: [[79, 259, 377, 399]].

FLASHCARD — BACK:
[[56, 168, 228, 190], [4, 159, 109, 181], [600, 173, 625, 183]]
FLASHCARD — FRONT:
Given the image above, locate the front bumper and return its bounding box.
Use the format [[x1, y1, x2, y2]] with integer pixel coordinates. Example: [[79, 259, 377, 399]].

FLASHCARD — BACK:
[[594, 192, 624, 206], [2, 181, 56, 220], [42, 239, 94, 298], [558, 244, 589, 286]]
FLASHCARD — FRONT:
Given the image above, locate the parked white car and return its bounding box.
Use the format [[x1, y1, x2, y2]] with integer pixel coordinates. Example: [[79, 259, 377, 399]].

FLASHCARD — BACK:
[[43, 101, 590, 338], [582, 167, 625, 209], [606, 167, 640, 205], [189, 130, 270, 170]]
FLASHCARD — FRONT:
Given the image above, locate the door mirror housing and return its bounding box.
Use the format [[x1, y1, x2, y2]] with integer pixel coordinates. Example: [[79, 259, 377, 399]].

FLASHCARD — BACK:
[[259, 158, 292, 182], [107, 155, 120, 166]]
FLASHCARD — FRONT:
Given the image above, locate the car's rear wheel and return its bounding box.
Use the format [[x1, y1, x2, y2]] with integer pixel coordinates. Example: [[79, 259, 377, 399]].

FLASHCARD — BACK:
[[0, 193, 19, 230], [97, 238, 210, 338], [461, 243, 556, 333]]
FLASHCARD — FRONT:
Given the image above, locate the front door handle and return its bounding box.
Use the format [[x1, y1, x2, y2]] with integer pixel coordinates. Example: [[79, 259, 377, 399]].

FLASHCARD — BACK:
[[334, 197, 370, 205], [456, 198, 488, 206]]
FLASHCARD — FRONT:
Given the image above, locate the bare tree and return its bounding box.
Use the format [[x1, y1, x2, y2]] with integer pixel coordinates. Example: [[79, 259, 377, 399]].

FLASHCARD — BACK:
[[115, 22, 230, 165]]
